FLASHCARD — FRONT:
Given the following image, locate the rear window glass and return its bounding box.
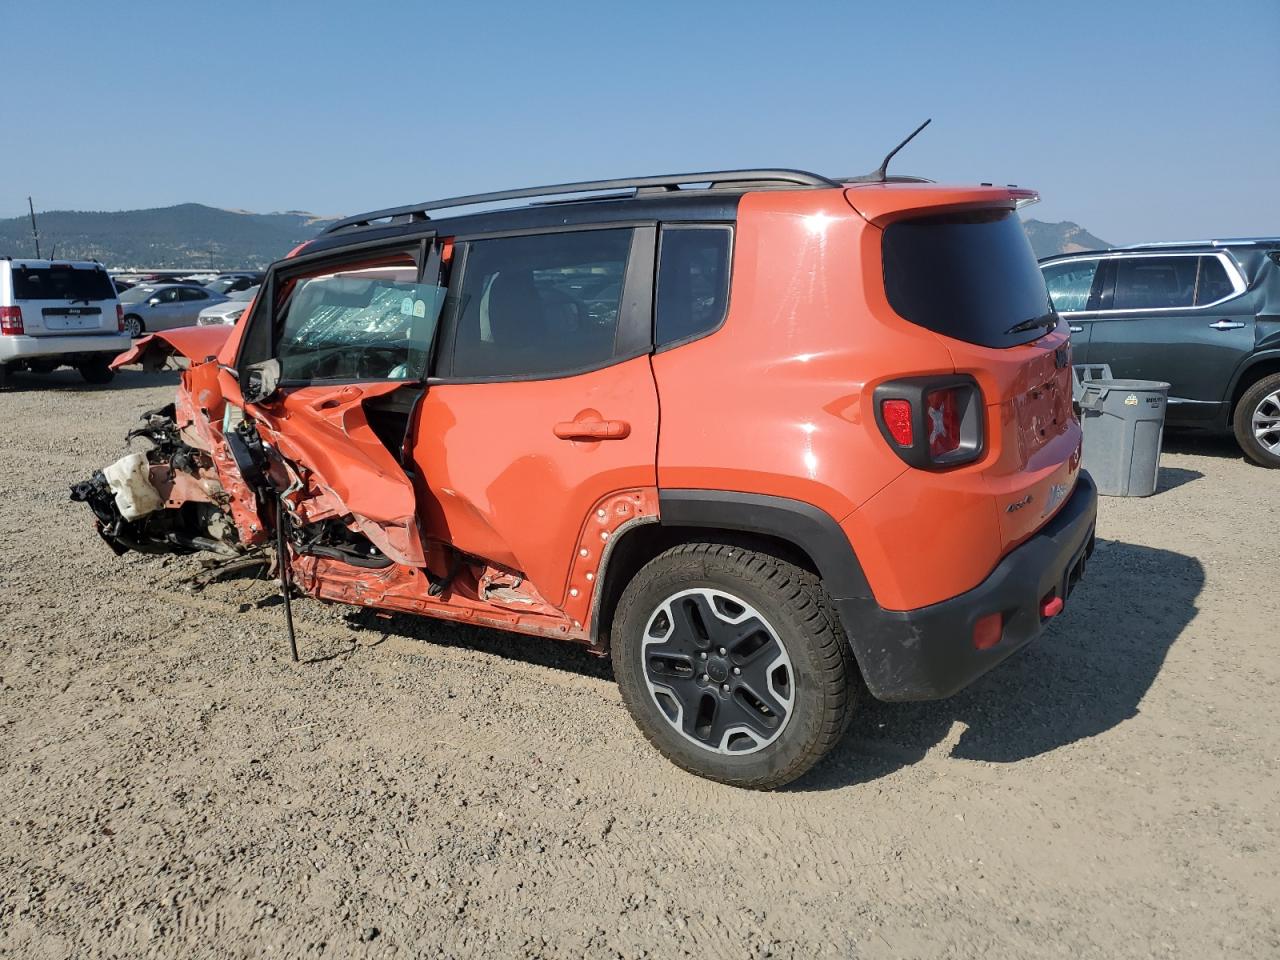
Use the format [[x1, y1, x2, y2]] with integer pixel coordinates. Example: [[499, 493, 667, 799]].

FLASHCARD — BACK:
[[12, 266, 117, 302], [882, 210, 1055, 348]]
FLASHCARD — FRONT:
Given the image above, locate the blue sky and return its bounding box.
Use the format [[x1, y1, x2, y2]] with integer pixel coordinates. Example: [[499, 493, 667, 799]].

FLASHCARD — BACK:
[[6, 0, 1278, 243]]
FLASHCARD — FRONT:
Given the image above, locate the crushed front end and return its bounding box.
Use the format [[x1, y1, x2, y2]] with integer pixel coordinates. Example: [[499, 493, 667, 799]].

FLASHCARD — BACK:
[[70, 339, 271, 564]]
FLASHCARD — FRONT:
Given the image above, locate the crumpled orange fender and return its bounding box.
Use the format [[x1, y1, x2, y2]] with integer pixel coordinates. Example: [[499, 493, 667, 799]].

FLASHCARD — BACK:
[[111, 326, 233, 370], [252, 382, 426, 568]]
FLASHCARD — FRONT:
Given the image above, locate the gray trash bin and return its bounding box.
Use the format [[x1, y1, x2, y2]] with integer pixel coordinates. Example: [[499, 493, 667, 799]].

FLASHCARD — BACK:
[[1078, 379, 1170, 497], [1072, 364, 1113, 403]]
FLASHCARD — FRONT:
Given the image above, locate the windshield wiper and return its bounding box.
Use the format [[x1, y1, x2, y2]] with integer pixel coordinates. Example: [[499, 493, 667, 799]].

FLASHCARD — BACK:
[[1004, 313, 1058, 336]]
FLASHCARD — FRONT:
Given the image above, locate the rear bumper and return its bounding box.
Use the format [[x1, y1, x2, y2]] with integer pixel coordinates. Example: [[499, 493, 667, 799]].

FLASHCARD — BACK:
[[837, 470, 1098, 701], [0, 333, 131, 362]]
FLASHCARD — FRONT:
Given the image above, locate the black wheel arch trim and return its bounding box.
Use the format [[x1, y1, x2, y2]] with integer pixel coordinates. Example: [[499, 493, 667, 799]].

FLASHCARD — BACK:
[[655, 489, 873, 601], [1227, 348, 1280, 411]]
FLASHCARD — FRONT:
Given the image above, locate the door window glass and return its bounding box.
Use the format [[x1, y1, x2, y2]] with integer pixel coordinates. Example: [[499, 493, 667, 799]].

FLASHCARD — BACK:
[[178, 286, 208, 301], [276, 261, 445, 381], [1195, 257, 1235, 305], [1112, 257, 1198, 310], [155, 288, 181, 304], [1041, 259, 1099, 313], [450, 229, 633, 378], [655, 226, 731, 345]]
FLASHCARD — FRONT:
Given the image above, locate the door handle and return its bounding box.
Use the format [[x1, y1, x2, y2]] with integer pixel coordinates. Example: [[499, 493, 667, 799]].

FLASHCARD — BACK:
[[553, 419, 631, 441], [1208, 319, 1245, 331], [1068, 325, 1084, 333]]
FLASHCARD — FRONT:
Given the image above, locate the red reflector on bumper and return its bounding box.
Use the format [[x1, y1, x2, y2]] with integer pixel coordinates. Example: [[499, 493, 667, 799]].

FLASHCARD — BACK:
[[1041, 595, 1064, 618], [972, 612, 1003, 650]]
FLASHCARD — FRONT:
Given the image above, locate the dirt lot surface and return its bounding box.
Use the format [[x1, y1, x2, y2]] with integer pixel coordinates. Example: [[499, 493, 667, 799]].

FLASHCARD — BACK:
[[1, 367, 1278, 959]]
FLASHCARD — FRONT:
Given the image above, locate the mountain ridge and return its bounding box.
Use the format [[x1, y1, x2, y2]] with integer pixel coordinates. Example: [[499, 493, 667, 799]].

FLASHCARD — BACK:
[[0, 204, 340, 269], [0, 203, 1111, 268]]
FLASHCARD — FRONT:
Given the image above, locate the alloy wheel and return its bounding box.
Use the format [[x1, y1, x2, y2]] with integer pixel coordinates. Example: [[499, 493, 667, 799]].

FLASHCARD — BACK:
[[124, 316, 143, 339], [641, 588, 795, 755], [1253, 389, 1280, 454]]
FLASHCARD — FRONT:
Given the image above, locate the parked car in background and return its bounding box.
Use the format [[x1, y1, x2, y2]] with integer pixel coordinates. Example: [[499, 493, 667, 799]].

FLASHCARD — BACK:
[[135, 274, 203, 286], [204, 272, 263, 296], [118, 282, 228, 338], [72, 168, 1095, 789], [1041, 239, 1280, 467], [110, 276, 136, 293], [0, 258, 130, 386], [196, 285, 257, 326]]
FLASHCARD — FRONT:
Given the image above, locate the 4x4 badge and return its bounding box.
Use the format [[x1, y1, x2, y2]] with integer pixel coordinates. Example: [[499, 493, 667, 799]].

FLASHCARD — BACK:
[[1006, 494, 1033, 513]]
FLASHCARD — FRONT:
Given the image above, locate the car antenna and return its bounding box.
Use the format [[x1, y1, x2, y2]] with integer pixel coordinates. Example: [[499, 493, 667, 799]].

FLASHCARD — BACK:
[[27, 196, 41, 258], [870, 118, 932, 182]]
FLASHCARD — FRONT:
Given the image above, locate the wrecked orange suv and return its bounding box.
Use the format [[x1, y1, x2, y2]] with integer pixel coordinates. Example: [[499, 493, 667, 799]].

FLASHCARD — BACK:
[[73, 164, 1096, 789]]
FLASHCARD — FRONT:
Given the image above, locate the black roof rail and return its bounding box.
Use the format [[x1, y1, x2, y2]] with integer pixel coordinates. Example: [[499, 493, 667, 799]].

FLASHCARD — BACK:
[[1115, 237, 1280, 250], [321, 169, 840, 236]]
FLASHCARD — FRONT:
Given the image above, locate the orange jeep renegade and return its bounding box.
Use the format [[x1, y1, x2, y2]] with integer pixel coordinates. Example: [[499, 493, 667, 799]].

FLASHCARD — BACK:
[[73, 166, 1096, 789]]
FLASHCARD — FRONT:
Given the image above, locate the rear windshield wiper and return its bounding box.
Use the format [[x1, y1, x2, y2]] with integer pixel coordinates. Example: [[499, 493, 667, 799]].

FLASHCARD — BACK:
[[1003, 313, 1058, 336]]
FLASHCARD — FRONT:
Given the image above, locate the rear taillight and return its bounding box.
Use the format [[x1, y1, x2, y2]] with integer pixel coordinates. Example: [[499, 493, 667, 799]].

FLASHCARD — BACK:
[[0, 306, 23, 336], [874, 376, 983, 469], [116, 304, 125, 333], [926, 386, 962, 458]]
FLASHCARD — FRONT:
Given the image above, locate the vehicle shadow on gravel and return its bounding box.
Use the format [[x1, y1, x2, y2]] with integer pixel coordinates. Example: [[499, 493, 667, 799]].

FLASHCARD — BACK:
[[339, 606, 614, 681], [1163, 431, 1247, 462], [2, 367, 180, 392], [798, 539, 1205, 792]]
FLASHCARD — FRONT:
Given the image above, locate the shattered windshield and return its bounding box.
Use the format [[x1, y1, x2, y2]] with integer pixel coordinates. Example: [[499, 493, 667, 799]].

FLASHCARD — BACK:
[[277, 266, 445, 381]]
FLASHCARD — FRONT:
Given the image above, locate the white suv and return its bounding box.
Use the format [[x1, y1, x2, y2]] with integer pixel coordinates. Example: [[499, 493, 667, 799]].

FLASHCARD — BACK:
[[0, 258, 131, 387]]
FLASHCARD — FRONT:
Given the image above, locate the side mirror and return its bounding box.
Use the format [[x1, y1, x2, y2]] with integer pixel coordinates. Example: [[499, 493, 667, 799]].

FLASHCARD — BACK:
[[241, 358, 281, 405], [147, 297, 161, 306]]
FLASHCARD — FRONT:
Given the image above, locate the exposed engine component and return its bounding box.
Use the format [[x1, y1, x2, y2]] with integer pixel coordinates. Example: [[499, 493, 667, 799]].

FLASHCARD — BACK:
[[71, 405, 243, 558]]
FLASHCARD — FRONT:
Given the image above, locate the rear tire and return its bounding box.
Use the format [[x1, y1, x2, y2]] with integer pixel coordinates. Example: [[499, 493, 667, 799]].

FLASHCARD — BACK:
[[1233, 372, 1280, 468], [0, 363, 10, 391], [124, 315, 144, 339], [77, 357, 115, 385], [611, 542, 856, 790]]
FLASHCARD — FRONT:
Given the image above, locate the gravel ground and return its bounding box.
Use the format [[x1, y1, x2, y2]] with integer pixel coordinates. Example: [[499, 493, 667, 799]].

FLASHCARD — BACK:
[[1, 367, 1278, 959]]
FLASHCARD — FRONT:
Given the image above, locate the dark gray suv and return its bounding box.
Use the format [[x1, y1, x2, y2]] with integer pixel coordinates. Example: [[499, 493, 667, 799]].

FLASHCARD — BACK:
[[1041, 239, 1280, 467]]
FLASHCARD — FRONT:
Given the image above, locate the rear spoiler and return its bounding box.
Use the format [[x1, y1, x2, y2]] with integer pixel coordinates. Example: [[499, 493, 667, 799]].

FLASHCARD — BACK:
[[845, 184, 1040, 226]]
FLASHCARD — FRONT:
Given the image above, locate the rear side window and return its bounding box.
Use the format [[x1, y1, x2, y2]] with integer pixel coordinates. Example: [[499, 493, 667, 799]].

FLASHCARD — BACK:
[[449, 229, 633, 378], [655, 226, 731, 346], [1195, 256, 1236, 305], [882, 210, 1054, 348], [12, 266, 116, 302], [1042, 259, 1099, 313], [1113, 257, 1198, 310]]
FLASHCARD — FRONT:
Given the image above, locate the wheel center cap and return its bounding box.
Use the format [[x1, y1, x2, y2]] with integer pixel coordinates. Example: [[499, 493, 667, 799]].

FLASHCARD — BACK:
[[706, 657, 729, 683]]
